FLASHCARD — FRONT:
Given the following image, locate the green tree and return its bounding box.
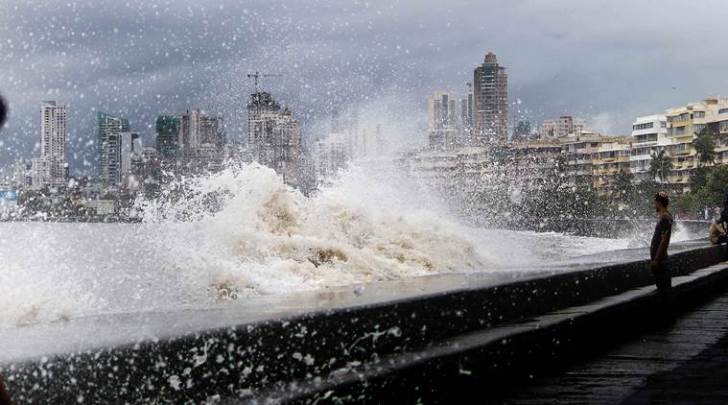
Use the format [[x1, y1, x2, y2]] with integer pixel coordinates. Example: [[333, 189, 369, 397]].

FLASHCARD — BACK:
[[690, 165, 711, 192], [649, 150, 673, 184], [613, 170, 635, 199], [693, 127, 716, 167], [693, 165, 728, 208]]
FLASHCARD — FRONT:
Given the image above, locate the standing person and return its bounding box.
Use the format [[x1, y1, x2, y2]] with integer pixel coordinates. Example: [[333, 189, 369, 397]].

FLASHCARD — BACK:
[[716, 192, 728, 260], [720, 192, 728, 236], [709, 218, 728, 245], [650, 191, 673, 304]]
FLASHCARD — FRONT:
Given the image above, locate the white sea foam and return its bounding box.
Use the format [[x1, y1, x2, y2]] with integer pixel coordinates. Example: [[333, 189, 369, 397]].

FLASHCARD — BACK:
[[0, 162, 697, 327], [137, 162, 492, 295]]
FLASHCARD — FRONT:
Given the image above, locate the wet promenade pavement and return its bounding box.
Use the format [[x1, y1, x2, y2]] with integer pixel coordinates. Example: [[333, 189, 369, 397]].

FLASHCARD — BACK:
[[502, 286, 728, 404]]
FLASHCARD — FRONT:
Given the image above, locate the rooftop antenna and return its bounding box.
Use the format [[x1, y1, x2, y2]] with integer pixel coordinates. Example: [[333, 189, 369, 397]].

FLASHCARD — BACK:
[[246, 71, 283, 93]]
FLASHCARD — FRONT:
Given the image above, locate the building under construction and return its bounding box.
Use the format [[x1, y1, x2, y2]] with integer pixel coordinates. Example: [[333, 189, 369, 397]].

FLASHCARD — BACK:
[[247, 91, 304, 188]]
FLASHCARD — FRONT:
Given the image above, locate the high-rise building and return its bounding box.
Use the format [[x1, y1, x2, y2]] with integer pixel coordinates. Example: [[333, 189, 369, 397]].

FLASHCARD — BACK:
[[247, 91, 303, 187], [179, 109, 225, 171], [96, 112, 129, 188], [473, 52, 508, 142], [120, 131, 142, 189], [427, 91, 458, 148], [133, 147, 162, 194], [460, 82, 474, 140], [155, 115, 180, 165], [314, 133, 348, 180], [32, 101, 67, 188]]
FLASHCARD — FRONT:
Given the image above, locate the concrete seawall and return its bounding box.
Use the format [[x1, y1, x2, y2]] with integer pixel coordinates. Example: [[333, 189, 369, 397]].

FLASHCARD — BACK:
[[1, 242, 725, 403], [515, 219, 710, 239]]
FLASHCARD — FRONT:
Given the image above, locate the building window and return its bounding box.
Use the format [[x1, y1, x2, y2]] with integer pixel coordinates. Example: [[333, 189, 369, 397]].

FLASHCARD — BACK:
[[632, 122, 654, 130]]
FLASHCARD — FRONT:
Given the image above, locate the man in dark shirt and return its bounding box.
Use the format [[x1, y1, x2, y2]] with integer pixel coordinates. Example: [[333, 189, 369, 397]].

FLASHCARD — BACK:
[[650, 191, 673, 303]]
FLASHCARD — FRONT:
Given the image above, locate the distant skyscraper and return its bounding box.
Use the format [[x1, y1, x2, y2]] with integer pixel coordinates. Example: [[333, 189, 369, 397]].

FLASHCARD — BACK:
[[473, 52, 508, 142], [155, 115, 180, 164], [179, 109, 225, 170], [120, 131, 142, 189], [96, 112, 129, 188], [427, 91, 458, 148], [133, 147, 162, 194], [460, 82, 474, 139], [247, 91, 303, 187], [32, 101, 67, 188]]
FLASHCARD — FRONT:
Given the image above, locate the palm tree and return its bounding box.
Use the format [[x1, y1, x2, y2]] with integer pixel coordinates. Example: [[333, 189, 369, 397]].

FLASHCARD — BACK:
[[693, 127, 716, 167], [649, 149, 673, 184]]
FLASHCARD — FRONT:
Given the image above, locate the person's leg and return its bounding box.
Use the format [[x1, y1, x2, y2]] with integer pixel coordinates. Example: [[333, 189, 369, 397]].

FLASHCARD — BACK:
[[653, 265, 673, 319], [720, 236, 728, 260], [655, 270, 671, 300]]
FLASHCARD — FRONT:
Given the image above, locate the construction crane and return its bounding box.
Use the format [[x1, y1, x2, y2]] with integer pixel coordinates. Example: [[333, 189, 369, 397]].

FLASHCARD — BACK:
[[246, 71, 282, 93]]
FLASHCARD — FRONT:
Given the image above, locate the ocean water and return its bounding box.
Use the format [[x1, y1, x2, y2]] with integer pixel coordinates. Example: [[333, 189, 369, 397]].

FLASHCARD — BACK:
[[0, 163, 689, 328]]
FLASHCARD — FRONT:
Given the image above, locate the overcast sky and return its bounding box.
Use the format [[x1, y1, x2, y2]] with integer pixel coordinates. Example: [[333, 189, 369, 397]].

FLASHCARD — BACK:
[[1, 0, 728, 172]]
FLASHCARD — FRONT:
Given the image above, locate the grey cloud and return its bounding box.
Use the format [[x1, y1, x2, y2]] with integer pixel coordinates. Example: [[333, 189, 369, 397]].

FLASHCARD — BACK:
[[1, 0, 727, 172]]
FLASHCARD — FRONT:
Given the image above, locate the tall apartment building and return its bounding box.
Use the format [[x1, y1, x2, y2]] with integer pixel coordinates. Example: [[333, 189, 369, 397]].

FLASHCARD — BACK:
[[591, 137, 632, 194], [473, 52, 508, 142], [133, 147, 162, 194], [560, 132, 605, 186], [664, 97, 728, 191], [712, 99, 728, 164], [32, 101, 67, 189], [313, 133, 348, 181], [427, 91, 458, 149], [179, 109, 225, 171], [247, 91, 303, 187], [540, 116, 587, 139], [630, 115, 669, 182], [96, 112, 129, 188], [155, 115, 180, 165], [460, 82, 474, 138], [120, 132, 142, 189]]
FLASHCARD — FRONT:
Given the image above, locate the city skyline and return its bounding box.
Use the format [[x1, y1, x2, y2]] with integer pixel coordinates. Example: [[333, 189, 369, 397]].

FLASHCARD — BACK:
[[2, 0, 728, 170]]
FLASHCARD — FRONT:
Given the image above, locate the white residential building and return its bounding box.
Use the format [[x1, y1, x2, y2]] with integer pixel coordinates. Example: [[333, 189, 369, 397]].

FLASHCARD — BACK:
[[630, 114, 670, 182], [33, 101, 67, 189]]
